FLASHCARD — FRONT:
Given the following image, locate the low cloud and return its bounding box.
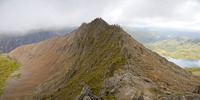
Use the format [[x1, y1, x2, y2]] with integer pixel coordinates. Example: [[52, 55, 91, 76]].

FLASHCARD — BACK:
[[0, 0, 200, 33]]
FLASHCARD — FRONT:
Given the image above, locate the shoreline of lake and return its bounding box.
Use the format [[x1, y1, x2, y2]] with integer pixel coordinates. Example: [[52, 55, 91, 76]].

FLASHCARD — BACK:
[[165, 57, 200, 68]]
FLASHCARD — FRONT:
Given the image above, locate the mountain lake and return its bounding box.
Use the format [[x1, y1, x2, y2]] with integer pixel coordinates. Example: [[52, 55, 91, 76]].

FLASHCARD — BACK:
[[166, 57, 200, 68]]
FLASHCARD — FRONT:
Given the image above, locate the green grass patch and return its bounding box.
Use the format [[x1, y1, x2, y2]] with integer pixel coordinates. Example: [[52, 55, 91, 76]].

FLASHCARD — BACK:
[[184, 67, 200, 76], [11, 73, 21, 78], [107, 96, 116, 100], [0, 56, 20, 94]]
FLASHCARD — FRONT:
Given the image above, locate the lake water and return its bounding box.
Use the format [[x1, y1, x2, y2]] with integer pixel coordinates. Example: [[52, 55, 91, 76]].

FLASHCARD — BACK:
[[166, 57, 200, 68]]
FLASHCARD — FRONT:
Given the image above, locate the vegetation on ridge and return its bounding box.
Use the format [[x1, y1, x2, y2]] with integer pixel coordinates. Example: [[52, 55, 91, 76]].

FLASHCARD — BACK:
[[38, 22, 126, 99], [61, 31, 124, 99], [0, 55, 20, 94]]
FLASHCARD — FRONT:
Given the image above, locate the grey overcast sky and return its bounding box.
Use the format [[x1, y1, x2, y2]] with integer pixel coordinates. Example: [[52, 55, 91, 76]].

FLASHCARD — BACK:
[[0, 0, 200, 33]]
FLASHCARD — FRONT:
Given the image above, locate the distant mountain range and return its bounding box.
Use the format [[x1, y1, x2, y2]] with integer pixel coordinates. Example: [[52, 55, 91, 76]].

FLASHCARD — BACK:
[[0, 27, 76, 54], [145, 36, 200, 60], [124, 27, 200, 44], [128, 26, 200, 38], [0, 25, 199, 55], [123, 27, 171, 44]]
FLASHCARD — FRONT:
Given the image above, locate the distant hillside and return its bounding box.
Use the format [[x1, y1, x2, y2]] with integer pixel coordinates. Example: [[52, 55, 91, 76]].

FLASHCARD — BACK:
[[145, 36, 200, 60], [129, 27, 200, 38], [0, 27, 75, 53], [123, 27, 170, 44]]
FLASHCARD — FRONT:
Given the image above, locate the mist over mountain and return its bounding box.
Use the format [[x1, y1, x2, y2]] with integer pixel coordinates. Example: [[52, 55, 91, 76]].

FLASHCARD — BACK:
[[123, 27, 171, 44], [1, 0, 200, 33], [0, 27, 76, 54]]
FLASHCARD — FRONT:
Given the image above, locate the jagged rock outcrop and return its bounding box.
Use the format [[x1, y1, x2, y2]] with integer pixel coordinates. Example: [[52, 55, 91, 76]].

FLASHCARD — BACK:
[[159, 94, 200, 100], [193, 86, 200, 94], [132, 95, 144, 100], [77, 84, 100, 100], [2, 18, 200, 100]]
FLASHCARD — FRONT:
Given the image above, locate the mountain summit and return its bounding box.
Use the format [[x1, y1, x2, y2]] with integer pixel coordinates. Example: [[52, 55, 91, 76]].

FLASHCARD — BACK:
[[2, 18, 200, 100]]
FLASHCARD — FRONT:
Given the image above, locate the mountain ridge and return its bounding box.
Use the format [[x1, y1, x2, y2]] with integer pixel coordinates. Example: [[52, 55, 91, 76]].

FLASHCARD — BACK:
[[1, 18, 200, 100]]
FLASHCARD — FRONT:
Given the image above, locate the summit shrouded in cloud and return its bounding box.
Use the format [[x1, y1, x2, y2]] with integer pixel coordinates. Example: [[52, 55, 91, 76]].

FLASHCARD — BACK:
[[0, 0, 200, 33]]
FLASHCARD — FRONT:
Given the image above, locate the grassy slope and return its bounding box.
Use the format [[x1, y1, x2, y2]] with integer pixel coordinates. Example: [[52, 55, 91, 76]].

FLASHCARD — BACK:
[[145, 37, 200, 60], [0, 55, 20, 94], [184, 67, 200, 76]]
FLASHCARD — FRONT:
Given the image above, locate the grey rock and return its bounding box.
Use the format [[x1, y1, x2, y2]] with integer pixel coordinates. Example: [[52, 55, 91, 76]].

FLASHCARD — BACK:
[[132, 95, 144, 100], [77, 84, 100, 100], [160, 94, 200, 100], [193, 86, 200, 94]]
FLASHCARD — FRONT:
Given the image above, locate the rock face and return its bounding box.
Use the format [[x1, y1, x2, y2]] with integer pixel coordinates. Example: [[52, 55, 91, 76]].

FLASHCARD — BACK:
[[77, 84, 100, 100], [193, 86, 200, 94], [2, 18, 200, 100], [160, 94, 200, 100]]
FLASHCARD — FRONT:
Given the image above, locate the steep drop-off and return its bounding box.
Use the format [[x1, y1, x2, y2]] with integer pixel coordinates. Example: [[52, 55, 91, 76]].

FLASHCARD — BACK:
[[2, 18, 200, 100]]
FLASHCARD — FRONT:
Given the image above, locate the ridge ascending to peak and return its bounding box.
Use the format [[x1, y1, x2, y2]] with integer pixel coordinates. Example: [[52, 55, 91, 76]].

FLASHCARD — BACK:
[[79, 18, 123, 31], [83, 18, 122, 31], [89, 18, 122, 30], [77, 17, 122, 35], [80, 18, 109, 27], [90, 18, 108, 24]]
